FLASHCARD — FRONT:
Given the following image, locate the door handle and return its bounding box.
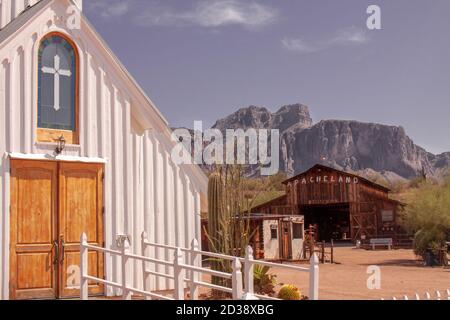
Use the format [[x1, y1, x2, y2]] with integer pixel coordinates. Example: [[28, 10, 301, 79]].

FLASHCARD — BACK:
[[53, 241, 59, 265], [60, 238, 65, 265]]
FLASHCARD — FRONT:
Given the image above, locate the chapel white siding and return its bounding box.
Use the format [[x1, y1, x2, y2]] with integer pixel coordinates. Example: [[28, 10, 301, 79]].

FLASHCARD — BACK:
[[0, 0, 206, 299]]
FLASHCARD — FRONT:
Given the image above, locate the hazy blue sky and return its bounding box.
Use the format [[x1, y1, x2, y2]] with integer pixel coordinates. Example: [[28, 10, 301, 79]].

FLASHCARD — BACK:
[[85, 0, 450, 154]]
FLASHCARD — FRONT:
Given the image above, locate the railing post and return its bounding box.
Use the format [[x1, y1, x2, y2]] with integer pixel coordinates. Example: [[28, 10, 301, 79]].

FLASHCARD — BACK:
[[141, 232, 151, 300], [189, 239, 200, 300], [436, 291, 441, 300], [174, 247, 185, 300], [243, 246, 257, 300], [309, 253, 319, 300], [232, 258, 243, 300], [121, 238, 132, 300], [446, 289, 450, 301], [80, 233, 89, 300]]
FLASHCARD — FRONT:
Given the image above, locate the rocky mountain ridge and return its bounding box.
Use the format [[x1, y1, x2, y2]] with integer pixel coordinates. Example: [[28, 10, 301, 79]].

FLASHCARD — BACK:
[[209, 104, 448, 180]]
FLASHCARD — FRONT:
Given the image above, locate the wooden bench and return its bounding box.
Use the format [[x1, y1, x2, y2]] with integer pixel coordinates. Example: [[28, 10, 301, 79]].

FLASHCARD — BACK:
[[370, 238, 393, 250]]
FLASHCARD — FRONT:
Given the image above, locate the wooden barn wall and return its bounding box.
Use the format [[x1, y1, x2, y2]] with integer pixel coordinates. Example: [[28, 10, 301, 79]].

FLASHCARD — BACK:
[[252, 195, 288, 214], [0, 2, 203, 298], [286, 167, 389, 207]]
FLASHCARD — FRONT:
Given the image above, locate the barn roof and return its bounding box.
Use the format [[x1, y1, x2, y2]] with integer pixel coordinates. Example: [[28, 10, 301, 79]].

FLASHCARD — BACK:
[[283, 164, 392, 193], [251, 194, 287, 212]]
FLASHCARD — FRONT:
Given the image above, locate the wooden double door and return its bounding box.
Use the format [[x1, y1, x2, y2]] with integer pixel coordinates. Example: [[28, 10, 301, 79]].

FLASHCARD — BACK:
[[9, 160, 104, 300]]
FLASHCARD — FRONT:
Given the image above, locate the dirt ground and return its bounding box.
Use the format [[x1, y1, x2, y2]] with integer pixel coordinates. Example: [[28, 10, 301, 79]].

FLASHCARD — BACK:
[[271, 247, 450, 300]]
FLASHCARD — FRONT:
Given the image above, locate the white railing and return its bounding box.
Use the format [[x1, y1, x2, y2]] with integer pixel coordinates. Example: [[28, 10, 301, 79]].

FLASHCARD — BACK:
[[80, 232, 319, 300], [80, 233, 174, 300], [382, 290, 450, 300]]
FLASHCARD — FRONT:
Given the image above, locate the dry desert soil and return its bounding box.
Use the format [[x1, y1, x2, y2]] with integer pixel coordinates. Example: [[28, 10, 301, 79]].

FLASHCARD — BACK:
[[271, 247, 450, 300]]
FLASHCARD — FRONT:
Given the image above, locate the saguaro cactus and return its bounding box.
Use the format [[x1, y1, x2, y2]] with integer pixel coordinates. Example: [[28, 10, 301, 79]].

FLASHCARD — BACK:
[[205, 166, 258, 297], [207, 172, 226, 290], [207, 172, 224, 253]]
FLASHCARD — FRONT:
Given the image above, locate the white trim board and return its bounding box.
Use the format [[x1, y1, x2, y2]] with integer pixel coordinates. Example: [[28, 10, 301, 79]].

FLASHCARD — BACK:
[[9, 152, 108, 164]]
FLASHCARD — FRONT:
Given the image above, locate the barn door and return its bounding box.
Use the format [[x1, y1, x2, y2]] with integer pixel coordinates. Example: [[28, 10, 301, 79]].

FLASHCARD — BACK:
[[58, 162, 104, 298], [351, 214, 362, 241], [10, 160, 104, 300], [10, 160, 58, 300], [351, 213, 377, 241]]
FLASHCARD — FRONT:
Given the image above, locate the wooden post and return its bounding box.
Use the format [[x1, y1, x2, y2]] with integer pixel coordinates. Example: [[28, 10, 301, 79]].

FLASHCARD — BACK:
[[173, 247, 185, 300], [321, 241, 325, 264], [141, 232, 151, 300], [243, 246, 257, 300], [232, 258, 243, 300], [436, 291, 441, 300], [424, 292, 431, 300], [309, 253, 319, 300], [331, 240, 334, 264], [189, 239, 200, 300], [80, 233, 89, 300], [121, 238, 132, 300]]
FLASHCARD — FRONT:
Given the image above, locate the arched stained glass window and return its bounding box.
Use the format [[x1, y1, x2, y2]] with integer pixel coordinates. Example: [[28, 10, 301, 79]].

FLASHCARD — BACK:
[[38, 34, 78, 138]]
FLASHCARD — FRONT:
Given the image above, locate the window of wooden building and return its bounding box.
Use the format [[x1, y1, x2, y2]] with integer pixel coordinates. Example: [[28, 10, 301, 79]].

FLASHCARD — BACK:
[[293, 223, 303, 239]]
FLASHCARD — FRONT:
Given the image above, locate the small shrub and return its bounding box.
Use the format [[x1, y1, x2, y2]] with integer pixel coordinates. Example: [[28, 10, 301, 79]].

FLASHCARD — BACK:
[[253, 265, 277, 295], [278, 284, 301, 300]]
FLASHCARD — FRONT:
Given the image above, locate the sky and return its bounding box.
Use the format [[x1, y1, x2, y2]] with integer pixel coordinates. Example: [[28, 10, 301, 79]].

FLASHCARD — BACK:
[[84, 0, 450, 155]]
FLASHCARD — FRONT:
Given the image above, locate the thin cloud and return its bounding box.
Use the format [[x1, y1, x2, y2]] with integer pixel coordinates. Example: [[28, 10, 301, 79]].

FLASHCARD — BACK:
[[88, 0, 133, 19], [135, 0, 278, 29], [283, 27, 370, 54], [332, 27, 369, 45], [281, 38, 319, 54]]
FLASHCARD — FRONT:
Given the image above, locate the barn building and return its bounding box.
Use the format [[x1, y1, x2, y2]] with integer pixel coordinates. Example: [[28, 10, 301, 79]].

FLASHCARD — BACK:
[[0, 0, 207, 300], [252, 164, 404, 244]]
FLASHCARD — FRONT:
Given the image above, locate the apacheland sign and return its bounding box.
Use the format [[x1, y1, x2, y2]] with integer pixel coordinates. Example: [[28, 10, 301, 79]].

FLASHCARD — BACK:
[[297, 175, 360, 185]]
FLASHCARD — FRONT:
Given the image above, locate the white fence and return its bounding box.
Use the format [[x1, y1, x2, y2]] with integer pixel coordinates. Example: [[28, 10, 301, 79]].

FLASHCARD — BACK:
[[383, 290, 450, 300], [80, 232, 319, 300]]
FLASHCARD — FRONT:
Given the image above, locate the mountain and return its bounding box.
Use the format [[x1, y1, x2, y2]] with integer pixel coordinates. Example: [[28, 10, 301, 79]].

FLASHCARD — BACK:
[[430, 152, 450, 179], [213, 104, 312, 133], [208, 104, 448, 180]]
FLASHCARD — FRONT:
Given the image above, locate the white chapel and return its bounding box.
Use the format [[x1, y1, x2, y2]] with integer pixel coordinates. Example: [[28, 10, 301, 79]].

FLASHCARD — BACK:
[[0, 0, 207, 300]]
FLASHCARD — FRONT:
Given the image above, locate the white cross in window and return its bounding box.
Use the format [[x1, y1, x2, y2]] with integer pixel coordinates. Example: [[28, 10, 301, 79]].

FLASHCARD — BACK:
[[41, 54, 72, 111]]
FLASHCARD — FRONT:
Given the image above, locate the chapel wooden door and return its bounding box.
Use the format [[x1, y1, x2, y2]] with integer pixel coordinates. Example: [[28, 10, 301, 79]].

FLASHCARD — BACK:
[[10, 160, 104, 300], [58, 162, 104, 298], [10, 160, 58, 300]]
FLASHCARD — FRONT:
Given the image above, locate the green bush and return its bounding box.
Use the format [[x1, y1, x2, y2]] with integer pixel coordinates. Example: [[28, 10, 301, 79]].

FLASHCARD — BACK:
[[403, 177, 450, 259], [278, 284, 301, 300]]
